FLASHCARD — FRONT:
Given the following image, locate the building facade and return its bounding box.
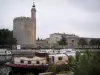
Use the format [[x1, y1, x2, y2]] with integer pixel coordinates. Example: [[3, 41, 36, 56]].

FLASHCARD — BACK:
[[36, 33, 100, 49], [47, 33, 79, 48], [36, 39, 49, 48]]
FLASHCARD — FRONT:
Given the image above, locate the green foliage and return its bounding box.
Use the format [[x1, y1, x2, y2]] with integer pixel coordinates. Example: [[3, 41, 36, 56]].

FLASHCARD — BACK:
[[48, 64, 57, 73], [78, 38, 88, 46], [0, 29, 17, 48], [90, 52, 100, 75], [47, 51, 100, 75], [89, 39, 97, 46], [58, 36, 67, 48], [95, 39, 100, 46], [89, 39, 100, 48], [48, 64, 69, 74], [37, 37, 40, 41], [69, 51, 100, 75], [27, 72, 34, 75]]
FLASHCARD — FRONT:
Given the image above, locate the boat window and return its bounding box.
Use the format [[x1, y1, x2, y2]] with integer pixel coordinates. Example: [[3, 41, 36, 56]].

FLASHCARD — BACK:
[[36, 61, 40, 64], [52, 56, 54, 62], [49, 58, 51, 60], [28, 61, 31, 64], [20, 60, 24, 63], [58, 57, 63, 60]]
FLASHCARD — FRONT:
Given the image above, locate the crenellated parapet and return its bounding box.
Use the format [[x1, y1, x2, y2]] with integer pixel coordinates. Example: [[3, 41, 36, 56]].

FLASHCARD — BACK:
[[14, 17, 33, 22]]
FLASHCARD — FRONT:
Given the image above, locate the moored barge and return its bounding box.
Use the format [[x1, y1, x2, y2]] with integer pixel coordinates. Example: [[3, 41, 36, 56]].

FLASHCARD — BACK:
[[5, 53, 49, 75]]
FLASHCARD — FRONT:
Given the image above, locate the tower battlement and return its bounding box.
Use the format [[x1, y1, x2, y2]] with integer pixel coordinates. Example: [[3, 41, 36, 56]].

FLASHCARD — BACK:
[[14, 17, 33, 21]]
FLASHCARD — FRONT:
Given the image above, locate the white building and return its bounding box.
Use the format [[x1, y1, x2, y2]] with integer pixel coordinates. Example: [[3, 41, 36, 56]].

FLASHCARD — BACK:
[[49, 54, 68, 65], [13, 3, 36, 48], [49, 33, 62, 44]]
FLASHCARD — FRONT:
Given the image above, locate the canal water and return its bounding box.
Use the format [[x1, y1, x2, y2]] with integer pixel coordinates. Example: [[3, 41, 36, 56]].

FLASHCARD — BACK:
[[0, 56, 12, 75]]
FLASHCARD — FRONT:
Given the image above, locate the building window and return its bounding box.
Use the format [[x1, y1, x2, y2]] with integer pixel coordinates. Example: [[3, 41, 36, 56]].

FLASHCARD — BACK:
[[58, 57, 63, 60], [28, 61, 31, 64], [72, 40, 74, 46], [72, 40, 74, 43], [20, 60, 24, 63], [36, 61, 40, 64]]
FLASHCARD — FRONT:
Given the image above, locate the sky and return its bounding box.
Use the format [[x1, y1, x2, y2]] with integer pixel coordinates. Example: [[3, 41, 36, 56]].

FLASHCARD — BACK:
[[0, 0, 100, 39]]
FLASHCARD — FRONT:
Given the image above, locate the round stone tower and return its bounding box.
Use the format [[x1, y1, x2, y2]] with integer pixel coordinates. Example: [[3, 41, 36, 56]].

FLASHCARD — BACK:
[[13, 2, 36, 48]]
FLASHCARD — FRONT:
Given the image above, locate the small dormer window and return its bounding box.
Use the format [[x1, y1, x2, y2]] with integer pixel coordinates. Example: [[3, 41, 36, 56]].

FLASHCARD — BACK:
[[36, 61, 40, 64], [58, 57, 63, 60], [20, 60, 24, 63], [28, 61, 31, 64]]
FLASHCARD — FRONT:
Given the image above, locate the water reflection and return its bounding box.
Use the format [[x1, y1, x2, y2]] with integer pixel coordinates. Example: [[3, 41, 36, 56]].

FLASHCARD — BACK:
[[0, 56, 12, 75], [0, 56, 12, 63]]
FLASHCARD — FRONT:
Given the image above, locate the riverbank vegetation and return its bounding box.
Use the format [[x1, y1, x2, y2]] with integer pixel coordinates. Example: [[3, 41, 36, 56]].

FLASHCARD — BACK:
[[46, 51, 100, 75], [69, 51, 100, 75]]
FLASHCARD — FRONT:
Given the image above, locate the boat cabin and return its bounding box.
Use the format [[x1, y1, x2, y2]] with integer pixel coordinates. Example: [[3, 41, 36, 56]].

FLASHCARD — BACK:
[[49, 54, 68, 65], [13, 56, 48, 65]]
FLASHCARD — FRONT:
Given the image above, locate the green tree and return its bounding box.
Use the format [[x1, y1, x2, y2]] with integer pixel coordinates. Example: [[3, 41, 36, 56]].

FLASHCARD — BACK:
[[78, 38, 88, 47], [48, 64, 69, 74], [69, 51, 100, 75], [27, 72, 34, 75], [0, 29, 17, 48], [37, 37, 40, 41], [89, 39, 97, 46], [96, 39, 100, 46], [58, 36, 67, 48], [89, 39, 100, 48], [90, 52, 100, 75]]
